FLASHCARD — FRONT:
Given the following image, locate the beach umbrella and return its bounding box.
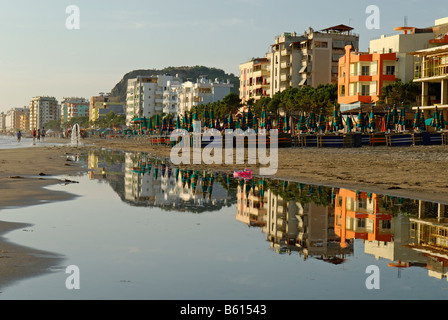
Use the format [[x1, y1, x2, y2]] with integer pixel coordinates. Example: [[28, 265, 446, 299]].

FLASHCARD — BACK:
[[357, 107, 365, 132], [283, 114, 290, 133], [439, 110, 448, 129], [260, 107, 267, 129], [318, 109, 326, 133], [277, 116, 283, 133], [228, 114, 234, 130], [176, 115, 181, 129], [162, 117, 167, 134], [247, 106, 254, 129], [192, 109, 199, 121], [154, 114, 161, 134], [222, 115, 229, 130], [431, 107, 440, 128], [241, 112, 247, 130], [332, 106, 341, 131], [399, 108, 406, 126], [235, 118, 241, 130], [413, 108, 421, 131], [368, 106, 376, 131], [252, 116, 258, 133], [346, 116, 354, 133], [209, 107, 215, 129], [392, 104, 399, 125], [307, 111, 317, 131], [203, 106, 210, 128], [386, 109, 394, 131], [419, 109, 426, 131], [298, 113, 307, 132]]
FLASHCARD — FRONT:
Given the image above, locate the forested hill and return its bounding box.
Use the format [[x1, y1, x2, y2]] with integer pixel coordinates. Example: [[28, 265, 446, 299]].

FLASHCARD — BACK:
[[110, 66, 239, 102]]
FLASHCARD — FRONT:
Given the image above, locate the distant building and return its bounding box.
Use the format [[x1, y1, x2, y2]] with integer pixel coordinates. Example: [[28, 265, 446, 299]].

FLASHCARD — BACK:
[[0, 112, 6, 132], [177, 76, 233, 115], [29, 96, 59, 130], [90, 95, 123, 126], [126, 75, 182, 126], [5, 107, 27, 132], [61, 97, 90, 127]]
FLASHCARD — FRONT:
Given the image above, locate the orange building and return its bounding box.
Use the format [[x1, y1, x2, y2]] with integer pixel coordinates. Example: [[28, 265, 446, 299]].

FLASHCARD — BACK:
[[338, 45, 397, 112], [334, 189, 393, 249]]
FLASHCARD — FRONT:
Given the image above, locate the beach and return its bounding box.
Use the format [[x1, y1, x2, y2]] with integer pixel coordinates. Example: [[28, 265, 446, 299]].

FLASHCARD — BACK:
[[0, 136, 447, 292]]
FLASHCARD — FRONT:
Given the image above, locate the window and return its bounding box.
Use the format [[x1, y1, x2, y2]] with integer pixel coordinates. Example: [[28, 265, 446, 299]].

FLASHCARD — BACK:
[[361, 85, 370, 96], [357, 219, 366, 228], [361, 66, 370, 76], [386, 65, 395, 76]]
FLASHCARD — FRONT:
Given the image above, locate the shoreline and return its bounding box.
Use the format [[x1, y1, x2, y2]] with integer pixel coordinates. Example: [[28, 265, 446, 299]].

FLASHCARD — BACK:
[[0, 141, 87, 293]]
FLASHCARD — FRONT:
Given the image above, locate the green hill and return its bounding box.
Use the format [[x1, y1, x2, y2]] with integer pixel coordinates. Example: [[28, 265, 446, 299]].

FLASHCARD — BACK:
[[110, 66, 240, 102]]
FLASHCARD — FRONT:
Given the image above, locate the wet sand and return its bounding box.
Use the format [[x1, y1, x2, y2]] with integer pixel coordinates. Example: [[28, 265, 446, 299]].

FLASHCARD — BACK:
[[0, 135, 447, 293], [0, 141, 86, 293], [85, 136, 448, 203]]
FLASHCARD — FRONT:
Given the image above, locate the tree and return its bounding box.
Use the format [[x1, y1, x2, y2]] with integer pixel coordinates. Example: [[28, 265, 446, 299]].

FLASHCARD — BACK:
[[43, 119, 62, 132], [378, 80, 421, 107]]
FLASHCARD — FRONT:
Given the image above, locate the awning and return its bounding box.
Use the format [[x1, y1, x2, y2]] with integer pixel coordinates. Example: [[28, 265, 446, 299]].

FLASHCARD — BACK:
[[299, 65, 307, 73], [299, 78, 307, 86]]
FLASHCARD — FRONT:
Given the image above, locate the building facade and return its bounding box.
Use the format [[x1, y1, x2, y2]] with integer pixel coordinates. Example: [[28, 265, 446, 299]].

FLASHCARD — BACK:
[[90, 95, 123, 126], [177, 76, 233, 115], [338, 45, 397, 111], [61, 97, 90, 127], [239, 57, 270, 106], [29, 96, 59, 130]]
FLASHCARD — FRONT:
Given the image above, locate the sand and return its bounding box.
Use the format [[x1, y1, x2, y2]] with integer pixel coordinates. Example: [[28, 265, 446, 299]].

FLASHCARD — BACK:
[[0, 141, 86, 293], [0, 135, 447, 293]]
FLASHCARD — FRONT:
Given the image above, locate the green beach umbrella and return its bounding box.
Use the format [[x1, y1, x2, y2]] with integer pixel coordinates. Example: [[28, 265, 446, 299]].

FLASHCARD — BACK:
[[260, 106, 267, 129], [439, 109, 447, 129], [368, 106, 376, 131], [247, 106, 254, 129], [241, 112, 247, 130], [228, 114, 234, 130], [203, 106, 210, 128], [386, 109, 394, 131], [307, 111, 317, 131], [283, 114, 290, 133], [346, 116, 354, 132], [399, 108, 406, 126], [277, 116, 283, 133], [413, 108, 421, 131], [332, 106, 341, 131], [318, 109, 326, 132], [235, 118, 241, 130], [252, 116, 258, 133], [176, 115, 181, 129], [209, 107, 215, 129], [155, 114, 161, 134], [419, 109, 426, 131], [298, 113, 307, 132], [431, 107, 440, 128], [392, 104, 399, 125], [357, 107, 365, 132]]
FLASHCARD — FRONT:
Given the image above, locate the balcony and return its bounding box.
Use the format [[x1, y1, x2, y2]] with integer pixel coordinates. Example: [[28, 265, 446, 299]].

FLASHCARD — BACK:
[[281, 62, 291, 69]]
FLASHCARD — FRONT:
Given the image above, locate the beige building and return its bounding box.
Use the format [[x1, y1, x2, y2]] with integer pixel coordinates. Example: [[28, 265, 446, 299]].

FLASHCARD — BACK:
[[239, 57, 270, 106], [5, 107, 27, 132], [239, 25, 359, 105], [29, 96, 59, 130]]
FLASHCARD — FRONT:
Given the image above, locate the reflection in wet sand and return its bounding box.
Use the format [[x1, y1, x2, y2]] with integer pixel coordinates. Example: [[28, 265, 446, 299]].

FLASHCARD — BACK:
[[87, 149, 448, 282]]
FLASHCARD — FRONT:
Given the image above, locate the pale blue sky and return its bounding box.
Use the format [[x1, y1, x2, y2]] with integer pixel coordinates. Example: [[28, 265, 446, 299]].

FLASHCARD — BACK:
[[0, 0, 447, 112]]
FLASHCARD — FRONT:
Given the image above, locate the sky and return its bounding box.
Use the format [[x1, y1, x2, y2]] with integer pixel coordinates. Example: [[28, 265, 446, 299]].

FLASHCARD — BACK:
[[0, 0, 447, 112]]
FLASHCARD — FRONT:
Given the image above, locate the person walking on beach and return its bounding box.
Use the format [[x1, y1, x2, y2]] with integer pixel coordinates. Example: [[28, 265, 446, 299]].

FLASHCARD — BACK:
[[41, 127, 46, 141], [32, 128, 37, 145], [17, 130, 22, 142], [37, 129, 41, 142]]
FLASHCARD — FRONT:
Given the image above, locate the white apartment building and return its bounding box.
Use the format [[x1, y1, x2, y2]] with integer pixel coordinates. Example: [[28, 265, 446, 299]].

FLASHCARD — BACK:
[[267, 26, 359, 97], [126, 75, 182, 125], [29, 96, 59, 130], [162, 79, 182, 115], [178, 76, 233, 115]]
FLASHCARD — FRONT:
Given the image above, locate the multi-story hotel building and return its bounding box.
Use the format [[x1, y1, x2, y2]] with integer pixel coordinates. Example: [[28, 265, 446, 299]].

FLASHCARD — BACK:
[[338, 46, 398, 111], [29, 96, 59, 130], [5, 107, 28, 132], [61, 97, 90, 127], [89, 95, 123, 126], [239, 25, 359, 107], [126, 75, 182, 125], [411, 44, 448, 129], [239, 57, 270, 106], [177, 76, 233, 115]]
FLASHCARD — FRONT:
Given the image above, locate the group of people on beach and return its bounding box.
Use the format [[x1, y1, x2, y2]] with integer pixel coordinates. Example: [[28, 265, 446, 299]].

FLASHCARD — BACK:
[[17, 127, 46, 144]]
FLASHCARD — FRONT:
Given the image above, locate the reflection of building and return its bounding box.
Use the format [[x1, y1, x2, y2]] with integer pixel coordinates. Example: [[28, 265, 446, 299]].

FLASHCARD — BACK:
[[409, 201, 448, 280], [335, 189, 394, 249], [123, 153, 233, 212], [236, 182, 267, 227]]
